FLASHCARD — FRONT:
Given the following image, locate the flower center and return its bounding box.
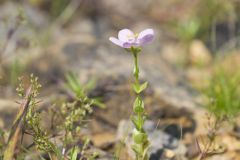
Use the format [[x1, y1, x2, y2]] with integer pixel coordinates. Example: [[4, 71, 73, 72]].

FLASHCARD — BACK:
[[127, 33, 138, 42]]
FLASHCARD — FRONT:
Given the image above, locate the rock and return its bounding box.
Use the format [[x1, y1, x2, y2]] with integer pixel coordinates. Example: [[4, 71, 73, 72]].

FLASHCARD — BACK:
[[186, 67, 211, 89], [117, 120, 187, 160], [91, 132, 116, 148], [87, 147, 115, 160], [189, 40, 212, 66], [220, 134, 240, 152], [208, 155, 231, 160], [161, 43, 187, 66], [219, 51, 240, 73]]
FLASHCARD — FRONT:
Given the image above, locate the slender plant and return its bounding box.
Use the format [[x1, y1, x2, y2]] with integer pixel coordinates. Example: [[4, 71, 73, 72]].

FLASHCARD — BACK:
[[4, 75, 63, 160], [109, 28, 154, 160]]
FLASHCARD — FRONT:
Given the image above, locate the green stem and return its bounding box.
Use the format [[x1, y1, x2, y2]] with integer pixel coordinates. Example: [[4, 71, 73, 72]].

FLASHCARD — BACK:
[[138, 112, 141, 130], [133, 51, 142, 132], [133, 52, 139, 86], [131, 47, 149, 160]]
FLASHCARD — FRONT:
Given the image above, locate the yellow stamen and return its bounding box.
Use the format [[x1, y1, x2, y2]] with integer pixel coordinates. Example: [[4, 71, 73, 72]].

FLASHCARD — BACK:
[[127, 33, 139, 39]]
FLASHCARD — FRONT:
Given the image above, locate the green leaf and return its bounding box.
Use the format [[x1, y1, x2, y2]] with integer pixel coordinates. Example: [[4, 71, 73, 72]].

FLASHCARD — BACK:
[[131, 116, 141, 130], [91, 99, 106, 109], [51, 146, 63, 160], [65, 72, 84, 98], [70, 147, 78, 160], [133, 129, 147, 144], [133, 82, 148, 94], [133, 83, 139, 93], [133, 97, 144, 113], [131, 144, 142, 155]]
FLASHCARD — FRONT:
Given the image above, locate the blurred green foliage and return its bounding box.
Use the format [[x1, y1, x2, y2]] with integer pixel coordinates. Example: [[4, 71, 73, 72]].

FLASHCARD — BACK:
[[65, 72, 105, 109], [51, 0, 69, 18], [0, 129, 4, 158], [0, 60, 25, 86], [9, 60, 25, 86], [172, 0, 238, 44], [69, 146, 79, 160], [196, 0, 236, 30], [28, 0, 69, 18], [204, 67, 240, 120], [174, 18, 201, 43]]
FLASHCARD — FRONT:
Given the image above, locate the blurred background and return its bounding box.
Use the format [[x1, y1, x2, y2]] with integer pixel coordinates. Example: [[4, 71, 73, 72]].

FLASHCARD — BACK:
[[0, 0, 240, 159]]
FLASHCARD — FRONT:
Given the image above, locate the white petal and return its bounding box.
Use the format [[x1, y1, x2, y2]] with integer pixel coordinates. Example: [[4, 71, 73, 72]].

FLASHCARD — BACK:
[[118, 29, 134, 42], [109, 37, 124, 47], [137, 29, 154, 45]]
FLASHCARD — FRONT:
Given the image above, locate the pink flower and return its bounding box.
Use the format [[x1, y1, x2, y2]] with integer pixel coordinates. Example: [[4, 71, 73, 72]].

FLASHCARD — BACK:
[[109, 28, 154, 48]]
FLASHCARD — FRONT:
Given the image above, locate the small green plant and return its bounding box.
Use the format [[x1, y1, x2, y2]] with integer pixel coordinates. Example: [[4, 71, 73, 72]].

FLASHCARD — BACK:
[[196, 114, 225, 160], [24, 75, 63, 159], [196, 63, 240, 159], [174, 17, 201, 43], [48, 73, 104, 158], [205, 68, 240, 120], [65, 72, 105, 109], [4, 75, 63, 160]]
